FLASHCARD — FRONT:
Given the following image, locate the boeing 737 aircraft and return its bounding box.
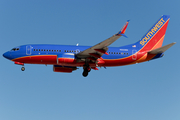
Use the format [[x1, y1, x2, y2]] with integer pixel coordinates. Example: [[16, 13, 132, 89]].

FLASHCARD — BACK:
[[3, 15, 176, 77]]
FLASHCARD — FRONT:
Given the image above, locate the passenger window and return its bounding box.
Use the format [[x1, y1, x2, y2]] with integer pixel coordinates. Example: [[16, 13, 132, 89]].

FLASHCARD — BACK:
[[54, 50, 56, 52]]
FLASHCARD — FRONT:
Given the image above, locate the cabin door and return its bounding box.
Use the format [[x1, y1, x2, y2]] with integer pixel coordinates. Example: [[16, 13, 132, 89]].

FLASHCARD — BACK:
[[132, 49, 137, 60], [26, 45, 32, 55]]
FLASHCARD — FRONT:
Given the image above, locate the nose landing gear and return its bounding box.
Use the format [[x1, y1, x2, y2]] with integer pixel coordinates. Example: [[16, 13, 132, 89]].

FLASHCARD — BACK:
[[21, 66, 25, 71], [14, 62, 25, 71]]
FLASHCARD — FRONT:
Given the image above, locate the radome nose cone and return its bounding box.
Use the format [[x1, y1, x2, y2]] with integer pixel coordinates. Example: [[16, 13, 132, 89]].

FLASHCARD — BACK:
[[3, 52, 6, 58], [3, 52, 9, 59]]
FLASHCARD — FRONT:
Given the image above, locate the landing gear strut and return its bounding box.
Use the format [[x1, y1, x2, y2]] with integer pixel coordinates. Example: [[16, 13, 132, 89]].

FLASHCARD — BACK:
[[82, 69, 88, 77]]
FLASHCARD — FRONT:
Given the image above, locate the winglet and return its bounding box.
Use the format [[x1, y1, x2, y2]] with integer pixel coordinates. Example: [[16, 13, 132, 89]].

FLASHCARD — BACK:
[[120, 34, 128, 38], [116, 20, 130, 37]]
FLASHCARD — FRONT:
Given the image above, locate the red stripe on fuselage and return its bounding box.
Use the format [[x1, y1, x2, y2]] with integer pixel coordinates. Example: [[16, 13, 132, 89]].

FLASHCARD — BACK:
[[12, 55, 97, 67], [12, 55, 57, 64]]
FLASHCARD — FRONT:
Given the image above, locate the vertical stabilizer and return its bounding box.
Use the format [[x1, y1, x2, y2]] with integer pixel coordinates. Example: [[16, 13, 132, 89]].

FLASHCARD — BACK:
[[135, 15, 170, 51]]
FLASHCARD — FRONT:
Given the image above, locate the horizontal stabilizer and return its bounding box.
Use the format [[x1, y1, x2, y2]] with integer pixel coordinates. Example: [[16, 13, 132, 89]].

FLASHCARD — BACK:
[[148, 42, 176, 54]]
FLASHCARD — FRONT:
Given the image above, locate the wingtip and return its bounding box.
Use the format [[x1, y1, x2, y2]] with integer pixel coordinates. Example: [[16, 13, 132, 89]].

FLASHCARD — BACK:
[[170, 42, 176, 45]]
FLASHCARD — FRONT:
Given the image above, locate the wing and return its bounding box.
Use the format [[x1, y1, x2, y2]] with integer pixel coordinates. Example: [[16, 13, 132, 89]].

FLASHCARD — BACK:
[[76, 20, 130, 60]]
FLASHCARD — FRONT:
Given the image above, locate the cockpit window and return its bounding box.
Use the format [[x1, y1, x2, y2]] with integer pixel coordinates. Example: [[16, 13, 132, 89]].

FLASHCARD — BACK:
[[11, 48, 20, 51]]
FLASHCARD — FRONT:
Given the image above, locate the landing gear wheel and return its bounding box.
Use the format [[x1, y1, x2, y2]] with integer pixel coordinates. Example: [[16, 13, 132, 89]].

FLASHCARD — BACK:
[[82, 62, 91, 77], [82, 70, 88, 77], [87, 68, 91, 72], [21, 67, 25, 71]]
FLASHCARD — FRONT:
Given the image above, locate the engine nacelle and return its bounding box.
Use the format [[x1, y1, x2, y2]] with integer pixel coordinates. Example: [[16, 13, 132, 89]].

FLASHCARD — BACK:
[[53, 65, 77, 73], [57, 53, 76, 64]]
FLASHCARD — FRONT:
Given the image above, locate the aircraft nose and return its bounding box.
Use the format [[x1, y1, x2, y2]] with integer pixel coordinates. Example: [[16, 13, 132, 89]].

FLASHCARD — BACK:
[[3, 52, 11, 59]]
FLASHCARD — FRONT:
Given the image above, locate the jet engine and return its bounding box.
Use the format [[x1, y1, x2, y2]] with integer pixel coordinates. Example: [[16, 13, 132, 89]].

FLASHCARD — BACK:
[[57, 53, 76, 64]]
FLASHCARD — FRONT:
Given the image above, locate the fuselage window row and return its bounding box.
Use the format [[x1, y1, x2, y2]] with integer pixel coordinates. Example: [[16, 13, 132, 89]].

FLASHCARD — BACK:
[[108, 52, 128, 55], [33, 49, 128, 55], [64, 50, 77, 53], [34, 49, 62, 52], [33, 49, 77, 53]]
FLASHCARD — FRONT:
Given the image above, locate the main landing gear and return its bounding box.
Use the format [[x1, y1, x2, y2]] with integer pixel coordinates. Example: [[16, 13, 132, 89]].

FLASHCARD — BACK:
[[82, 65, 91, 77]]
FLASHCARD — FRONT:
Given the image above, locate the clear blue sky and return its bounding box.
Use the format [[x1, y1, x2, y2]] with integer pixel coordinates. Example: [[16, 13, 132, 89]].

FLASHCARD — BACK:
[[0, 0, 180, 120]]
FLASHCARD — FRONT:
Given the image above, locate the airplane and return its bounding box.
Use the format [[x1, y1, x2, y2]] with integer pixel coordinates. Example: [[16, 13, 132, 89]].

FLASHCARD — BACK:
[[3, 15, 176, 77]]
